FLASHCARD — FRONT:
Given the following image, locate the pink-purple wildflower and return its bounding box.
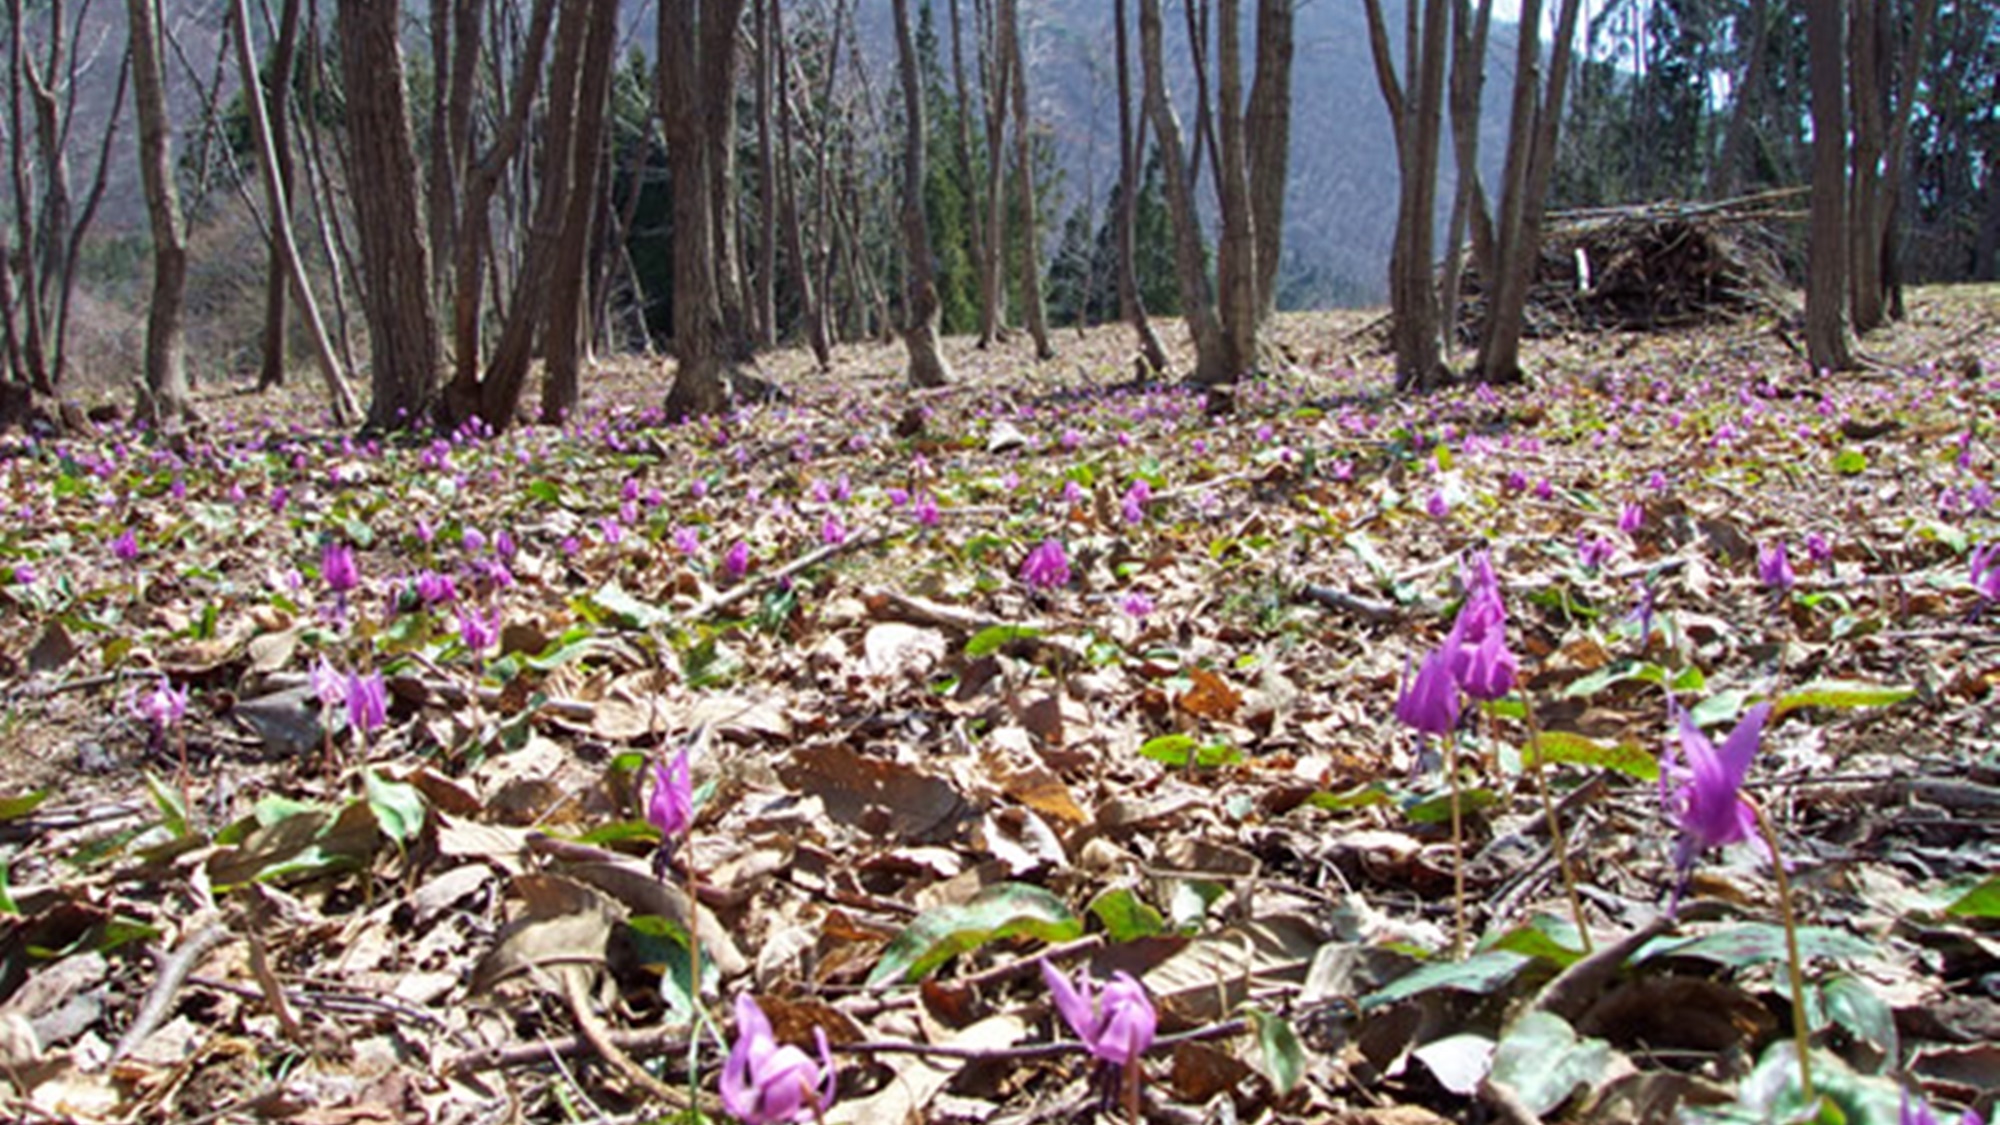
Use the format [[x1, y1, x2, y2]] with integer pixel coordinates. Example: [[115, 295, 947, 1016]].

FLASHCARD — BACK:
[[720, 993, 837, 1125]]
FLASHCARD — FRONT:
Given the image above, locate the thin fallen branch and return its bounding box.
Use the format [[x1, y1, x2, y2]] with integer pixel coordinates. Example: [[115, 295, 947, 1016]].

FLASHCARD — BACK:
[[112, 920, 232, 1062], [560, 969, 698, 1111], [691, 530, 890, 619]]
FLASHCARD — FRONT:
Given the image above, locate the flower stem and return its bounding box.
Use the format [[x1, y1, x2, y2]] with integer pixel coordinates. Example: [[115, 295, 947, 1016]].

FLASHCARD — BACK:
[[1122, 1059, 1141, 1125], [1750, 800, 1814, 1109], [1519, 694, 1591, 953], [1446, 731, 1466, 960]]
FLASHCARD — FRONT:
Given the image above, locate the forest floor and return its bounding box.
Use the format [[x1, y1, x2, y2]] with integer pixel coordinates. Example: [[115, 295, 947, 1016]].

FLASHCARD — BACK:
[[0, 291, 1995, 1125]]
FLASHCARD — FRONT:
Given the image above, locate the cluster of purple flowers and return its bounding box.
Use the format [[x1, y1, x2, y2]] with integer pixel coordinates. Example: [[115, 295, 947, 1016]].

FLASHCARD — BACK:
[[1395, 551, 1518, 737]]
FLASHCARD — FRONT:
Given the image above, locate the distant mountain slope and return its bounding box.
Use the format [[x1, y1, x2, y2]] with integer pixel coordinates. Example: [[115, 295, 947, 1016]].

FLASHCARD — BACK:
[[67, 0, 1521, 310], [855, 1, 1524, 308]]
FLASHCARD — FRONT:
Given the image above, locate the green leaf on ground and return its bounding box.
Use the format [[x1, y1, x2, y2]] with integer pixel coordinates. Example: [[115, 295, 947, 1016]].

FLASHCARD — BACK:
[[867, 883, 1083, 986]]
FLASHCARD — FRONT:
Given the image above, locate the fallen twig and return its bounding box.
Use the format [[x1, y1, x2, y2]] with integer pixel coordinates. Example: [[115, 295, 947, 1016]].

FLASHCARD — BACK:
[[112, 920, 232, 1063]]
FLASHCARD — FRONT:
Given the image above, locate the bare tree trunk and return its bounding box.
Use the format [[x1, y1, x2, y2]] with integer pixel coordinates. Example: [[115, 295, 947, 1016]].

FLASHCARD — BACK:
[[1245, 0, 1292, 322], [477, 0, 593, 428], [1001, 0, 1051, 360], [1711, 0, 1772, 198], [753, 0, 778, 350], [254, 0, 303, 392], [976, 0, 1009, 348], [1365, 0, 1450, 390], [1206, 0, 1263, 387], [949, 0, 991, 351], [774, 0, 829, 368], [703, 1, 750, 361], [127, 0, 194, 426], [1860, 0, 1934, 327], [231, 0, 357, 424], [539, 0, 618, 423], [661, 0, 755, 419], [1846, 0, 1885, 333], [1112, 0, 1167, 374], [440, 0, 556, 407], [891, 0, 953, 387], [338, 0, 442, 429], [1805, 0, 1856, 372], [1472, 0, 1583, 386], [1438, 0, 1492, 355], [1137, 0, 1221, 378]]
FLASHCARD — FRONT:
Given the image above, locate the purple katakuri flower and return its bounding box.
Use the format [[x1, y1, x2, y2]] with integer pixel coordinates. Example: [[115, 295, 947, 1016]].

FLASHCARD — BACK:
[[647, 744, 694, 841], [720, 993, 837, 1125], [457, 606, 498, 654], [1121, 481, 1152, 525], [310, 657, 347, 708], [1121, 592, 1155, 619], [322, 541, 359, 594], [1661, 702, 1771, 874], [1020, 538, 1070, 591], [1805, 532, 1833, 569], [820, 513, 847, 546], [10, 563, 34, 585], [1901, 1091, 1984, 1125], [1619, 502, 1645, 535], [913, 493, 941, 528], [133, 676, 189, 730], [1758, 541, 1795, 592], [1578, 532, 1617, 571], [1041, 960, 1157, 1068], [1395, 648, 1461, 737], [111, 529, 140, 563], [414, 571, 458, 605], [345, 671, 388, 734], [1970, 542, 2000, 603], [673, 526, 702, 556], [724, 540, 751, 580]]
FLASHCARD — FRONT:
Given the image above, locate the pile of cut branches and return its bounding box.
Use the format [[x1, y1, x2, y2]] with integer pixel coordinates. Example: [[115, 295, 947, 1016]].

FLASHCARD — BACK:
[[1458, 188, 1802, 337]]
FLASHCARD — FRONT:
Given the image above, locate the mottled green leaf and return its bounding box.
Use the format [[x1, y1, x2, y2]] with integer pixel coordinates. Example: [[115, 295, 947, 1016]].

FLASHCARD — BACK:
[[867, 883, 1082, 986]]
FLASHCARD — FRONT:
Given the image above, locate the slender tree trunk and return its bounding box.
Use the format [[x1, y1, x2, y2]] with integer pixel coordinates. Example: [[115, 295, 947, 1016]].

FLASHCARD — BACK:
[[703, 1, 750, 360], [127, 0, 194, 426], [775, 0, 829, 368], [1711, 0, 1771, 198], [949, 0, 991, 351], [1245, 0, 1292, 321], [976, 0, 1009, 348], [891, 0, 953, 387], [440, 0, 556, 408], [1866, 0, 1934, 325], [1112, 0, 1167, 374], [1804, 0, 1856, 372], [661, 0, 754, 419], [1137, 0, 1221, 378], [539, 0, 618, 423], [338, 0, 442, 429], [1366, 0, 1449, 390], [1846, 0, 1886, 333], [232, 0, 356, 424], [1472, 0, 1583, 385], [1438, 0, 1491, 355], [753, 0, 778, 350], [255, 0, 302, 391], [1001, 0, 1051, 360]]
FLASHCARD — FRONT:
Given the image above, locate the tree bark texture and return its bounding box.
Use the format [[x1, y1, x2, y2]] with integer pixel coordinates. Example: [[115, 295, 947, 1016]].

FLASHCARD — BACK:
[[127, 0, 194, 425], [539, 0, 620, 423], [337, 0, 442, 429], [231, 0, 357, 424], [1805, 0, 1857, 371], [1365, 0, 1450, 391], [891, 0, 953, 388], [1001, 0, 1052, 360], [255, 0, 302, 392], [660, 0, 754, 419], [1137, 0, 1221, 378], [1112, 0, 1168, 374], [1472, 0, 1583, 386]]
